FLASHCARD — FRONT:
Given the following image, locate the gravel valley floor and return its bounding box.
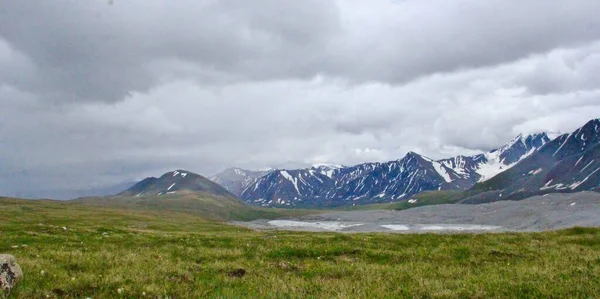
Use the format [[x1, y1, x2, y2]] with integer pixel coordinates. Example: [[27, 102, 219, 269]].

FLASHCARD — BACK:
[[237, 192, 600, 233]]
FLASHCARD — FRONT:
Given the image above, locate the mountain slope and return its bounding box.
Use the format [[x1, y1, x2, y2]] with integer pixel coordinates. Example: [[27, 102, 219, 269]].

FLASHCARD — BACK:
[[120, 170, 234, 198], [439, 133, 551, 184], [463, 119, 600, 203], [75, 190, 310, 221], [242, 166, 338, 206], [209, 168, 271, 196], [241, 133, 550, 207]]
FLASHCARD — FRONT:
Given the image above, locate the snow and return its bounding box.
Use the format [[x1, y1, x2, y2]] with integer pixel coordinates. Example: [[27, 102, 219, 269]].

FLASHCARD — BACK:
[[441, 157, 468, 175], [280, 171, 300, 194], [381, 225, 410, 231], [541, 183, 568, 191], [419, 225, 501, 231], [473, 134, 546, 182], [408, 199, 418, 204], [581, 160, 594, 172], [167, 183, 176, 191], [322, 169, 335, 178], [569, 167, 600, 190], [528, 168, 543, 175], [312, 164, 341, 178], [268, 220, 363, 231], [475, 150, 506, 182], [570, 202, 576, 206], [173, 171, 179, 176], [311, 163, 343, 169], [476, 147, 536, 182], [308, 170, 325, 183], [253, 180, 261, 191], [167, 191, 176, 195], [553, 133, 573, 157], [180, 173, 187, 178], [432, 162, 452, 183], [504, 134, 524, 149]]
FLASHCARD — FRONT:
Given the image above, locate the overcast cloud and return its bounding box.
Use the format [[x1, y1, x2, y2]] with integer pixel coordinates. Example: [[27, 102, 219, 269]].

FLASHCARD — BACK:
[[1, 0, 600, 199]]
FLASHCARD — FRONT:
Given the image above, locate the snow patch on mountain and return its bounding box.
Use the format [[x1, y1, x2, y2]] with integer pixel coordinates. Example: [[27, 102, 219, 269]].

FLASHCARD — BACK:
[[475, 133, 549, 182], [280, 170, 300, 194], [432, 161, 452, 183]]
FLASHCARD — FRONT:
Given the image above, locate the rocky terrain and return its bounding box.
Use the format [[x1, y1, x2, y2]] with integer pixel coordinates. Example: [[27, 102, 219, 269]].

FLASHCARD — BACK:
[[238, 192, 600, 233]]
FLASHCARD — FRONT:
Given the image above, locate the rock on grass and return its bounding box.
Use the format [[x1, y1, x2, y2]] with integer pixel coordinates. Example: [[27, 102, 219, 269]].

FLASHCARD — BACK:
[[0, 254, 23, 291]]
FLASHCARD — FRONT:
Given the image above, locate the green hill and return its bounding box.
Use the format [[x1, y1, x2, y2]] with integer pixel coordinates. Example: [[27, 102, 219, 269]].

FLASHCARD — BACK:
[[119, 169, 235, 198], [74, 191, 312, 221]]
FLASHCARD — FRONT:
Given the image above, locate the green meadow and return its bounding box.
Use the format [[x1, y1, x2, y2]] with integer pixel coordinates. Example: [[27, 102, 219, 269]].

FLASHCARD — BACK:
[[1, 196, 600, 298]]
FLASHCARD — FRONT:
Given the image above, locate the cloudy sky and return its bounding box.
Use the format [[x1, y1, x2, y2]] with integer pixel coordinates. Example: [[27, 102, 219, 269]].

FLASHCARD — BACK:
[[1, 0, 600, 198]]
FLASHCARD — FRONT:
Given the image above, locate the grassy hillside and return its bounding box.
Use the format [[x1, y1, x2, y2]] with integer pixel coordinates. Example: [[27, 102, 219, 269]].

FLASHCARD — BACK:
[[73, 191, 313, 221], [2, 197, 600, 298]]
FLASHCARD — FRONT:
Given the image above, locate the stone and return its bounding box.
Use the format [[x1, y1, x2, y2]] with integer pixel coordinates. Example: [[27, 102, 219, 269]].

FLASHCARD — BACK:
[[0, 254, 23, 291]]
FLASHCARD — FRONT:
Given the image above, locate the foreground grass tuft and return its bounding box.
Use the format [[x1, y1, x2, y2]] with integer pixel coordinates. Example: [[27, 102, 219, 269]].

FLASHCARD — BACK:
[[1, 198, 600, 298]]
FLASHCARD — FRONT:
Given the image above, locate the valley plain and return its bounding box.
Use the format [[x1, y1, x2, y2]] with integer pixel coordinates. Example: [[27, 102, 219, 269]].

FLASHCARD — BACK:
[[241, 192, 600, 233], [2, 195, 600, 298]]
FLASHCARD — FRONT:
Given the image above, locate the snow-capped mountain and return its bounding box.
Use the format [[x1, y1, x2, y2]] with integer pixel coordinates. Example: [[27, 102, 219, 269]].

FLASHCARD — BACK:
[[439, 133, 551, 183], [210, 168, 272, 196], [241, 165, 339, 206], [464, 118, 600, 203], [120, 170, 234, 198], [329, 152, 463, 202], [241, 133, 551, 207]]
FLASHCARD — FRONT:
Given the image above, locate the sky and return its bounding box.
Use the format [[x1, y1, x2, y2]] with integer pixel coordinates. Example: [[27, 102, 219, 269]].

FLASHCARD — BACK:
[[1, 0, 600, 199]]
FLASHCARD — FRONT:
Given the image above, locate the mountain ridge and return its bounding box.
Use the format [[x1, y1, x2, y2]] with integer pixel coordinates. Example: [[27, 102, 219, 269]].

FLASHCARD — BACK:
[[209, 168, 272, 196], [462, 118, 600, 203], [240, 132, 551, 207]]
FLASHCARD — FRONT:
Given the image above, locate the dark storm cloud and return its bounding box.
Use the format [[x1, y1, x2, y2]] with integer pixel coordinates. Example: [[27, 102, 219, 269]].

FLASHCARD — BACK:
[[1, 0, 600, 198], [2, 0, 600, 103], [0, 0, 340, 102]]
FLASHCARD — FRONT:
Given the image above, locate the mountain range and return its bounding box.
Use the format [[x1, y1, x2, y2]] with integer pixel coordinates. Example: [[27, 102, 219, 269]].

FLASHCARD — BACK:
[[118, 118, 599, 208], [233, 133, 550, 207]]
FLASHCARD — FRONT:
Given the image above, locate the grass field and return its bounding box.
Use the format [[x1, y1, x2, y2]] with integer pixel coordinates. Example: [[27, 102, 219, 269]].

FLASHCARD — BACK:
[[72, 191, 315, 221], [2, 197, 600, 298]]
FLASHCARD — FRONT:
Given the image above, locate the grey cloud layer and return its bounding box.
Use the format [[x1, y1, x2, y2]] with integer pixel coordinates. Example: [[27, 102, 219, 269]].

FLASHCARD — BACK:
[[1, 0, 600, 198], [3, 0, 600, 102]]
